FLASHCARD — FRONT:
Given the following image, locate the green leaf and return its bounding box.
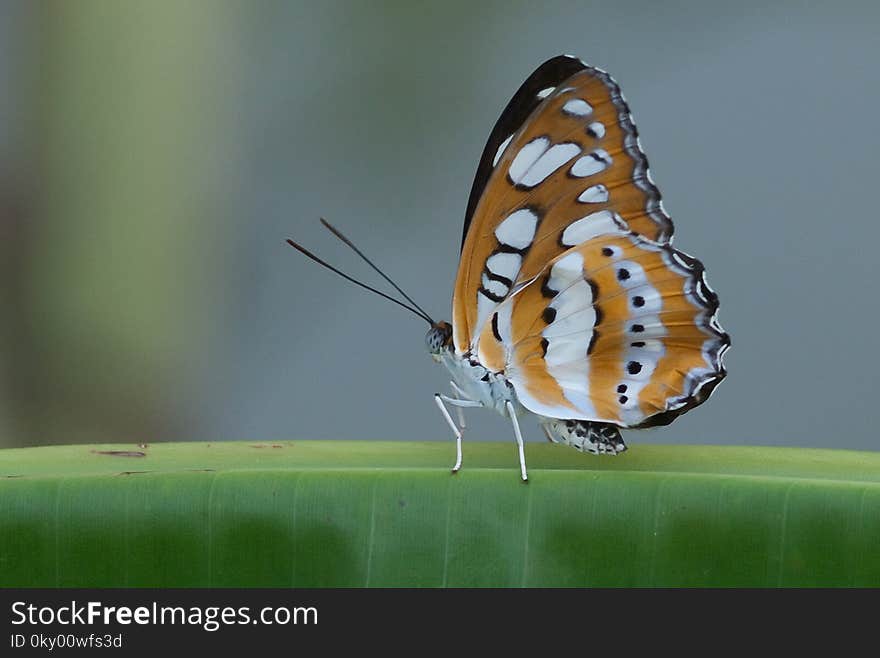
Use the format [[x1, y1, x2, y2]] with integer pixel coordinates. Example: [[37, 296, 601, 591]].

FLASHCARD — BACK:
[[2, 441, 879, 586]]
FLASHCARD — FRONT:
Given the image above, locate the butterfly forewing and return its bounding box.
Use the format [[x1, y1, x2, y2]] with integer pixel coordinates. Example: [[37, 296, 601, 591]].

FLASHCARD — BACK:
[[461, 55, 588, 251], [453, 58, 672, 355]]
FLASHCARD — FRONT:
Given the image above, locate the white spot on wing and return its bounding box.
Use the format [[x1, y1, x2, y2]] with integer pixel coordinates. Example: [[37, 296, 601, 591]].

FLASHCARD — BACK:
[[508, 137, 550, 184], [486, 252, 522, 281], [494, 208, 538, 250], [628, 285, 663, 313], [543, 282, 597, 339], [541, 275, 598, 416], [547, 251, 584, 292], [577, 184, 609, 204], [547, 362, 596, 418], [518, 143, 581, 188], [549, 278, 594, 312], [614, 260, 648, 289], [628, 314, 666, 337], [480, 274, 508, 298], [587, 122, 606, 139], [543, 308, 597, 339], [561, 211, 625, 247], [474, 293, 498, 348], [537, 86, 555, 99], [562, 99, 593, 117], [493, 134, 514, 167], [544, 337, 586, 367], [601, 244, 624, 259], [570, 149, 611, 177], [617, 344, 664, 425], [631, 339, 664, 352], [495, 302, 513, 344]]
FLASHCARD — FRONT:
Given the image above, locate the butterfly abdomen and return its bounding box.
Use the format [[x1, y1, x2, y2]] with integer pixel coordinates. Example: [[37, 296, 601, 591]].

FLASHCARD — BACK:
[[544, 419, 627, 455]]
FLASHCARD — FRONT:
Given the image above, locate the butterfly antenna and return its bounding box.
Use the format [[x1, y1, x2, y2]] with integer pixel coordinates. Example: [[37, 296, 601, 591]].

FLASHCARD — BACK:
[[286, 238, 434, 325], [319, 218, 436, 326]]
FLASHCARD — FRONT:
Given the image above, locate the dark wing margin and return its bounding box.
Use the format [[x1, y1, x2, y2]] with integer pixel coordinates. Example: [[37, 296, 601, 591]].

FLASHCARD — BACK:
[[460, 55, 588, 251], [634, 248, 731, 429]]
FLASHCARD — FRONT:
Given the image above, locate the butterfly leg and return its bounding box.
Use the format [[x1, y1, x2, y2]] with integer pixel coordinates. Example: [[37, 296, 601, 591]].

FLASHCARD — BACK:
[[505, 401, 528, 482], [434, 393, 482, 474], [449, 381, 468, 431]]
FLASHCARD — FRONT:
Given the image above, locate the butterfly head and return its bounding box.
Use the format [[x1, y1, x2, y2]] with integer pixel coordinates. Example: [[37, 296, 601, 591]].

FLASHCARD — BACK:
[[426, 321, 453, 361]]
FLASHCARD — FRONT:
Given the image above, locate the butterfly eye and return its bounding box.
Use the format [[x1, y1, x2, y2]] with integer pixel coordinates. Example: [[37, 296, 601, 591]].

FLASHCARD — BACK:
[[426, 322, 453, 355]]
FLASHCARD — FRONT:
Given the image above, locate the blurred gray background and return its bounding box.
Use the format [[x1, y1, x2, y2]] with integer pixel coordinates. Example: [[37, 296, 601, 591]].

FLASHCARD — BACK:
[[1, 1, 878, 451]]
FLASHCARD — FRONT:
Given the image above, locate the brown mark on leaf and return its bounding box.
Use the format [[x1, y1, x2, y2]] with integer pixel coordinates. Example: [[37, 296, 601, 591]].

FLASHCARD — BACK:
[[92, 450, 147, 458], [117, 470, 151, 476]]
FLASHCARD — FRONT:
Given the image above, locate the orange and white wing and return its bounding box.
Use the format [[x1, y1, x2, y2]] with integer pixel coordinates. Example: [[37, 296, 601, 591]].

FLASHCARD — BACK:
[[453, 55, 673, 360], [493, 226, 729, 428]]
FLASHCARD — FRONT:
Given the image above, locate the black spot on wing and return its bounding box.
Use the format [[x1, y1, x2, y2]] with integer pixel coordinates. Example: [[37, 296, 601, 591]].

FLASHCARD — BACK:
[[485, 270, 513, 288], [588, 279, 603, 327], [587, 278, 601, 355], [540, 274, 558, 299], [587, 330, 599, 355], [479, 286, 505, 303], [491, 313, 501, 341]]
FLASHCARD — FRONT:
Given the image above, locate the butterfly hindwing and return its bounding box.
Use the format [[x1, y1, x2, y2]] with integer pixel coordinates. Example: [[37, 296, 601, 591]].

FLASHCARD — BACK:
[[491, 228, 728, 427], [453, 56, 673, 356]]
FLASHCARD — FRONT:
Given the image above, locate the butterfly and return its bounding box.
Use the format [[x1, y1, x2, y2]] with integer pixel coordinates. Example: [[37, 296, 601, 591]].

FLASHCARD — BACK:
[[289, 55, 730, 481]]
